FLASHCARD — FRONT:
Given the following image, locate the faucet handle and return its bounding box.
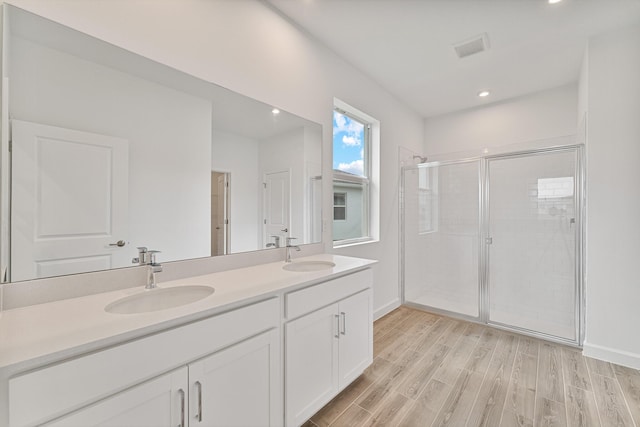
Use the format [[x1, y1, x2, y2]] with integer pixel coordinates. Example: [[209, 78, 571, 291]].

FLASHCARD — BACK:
[[132, 247, 151, 265], [147, 250, 161, 264], [133, 247, 147, 264]]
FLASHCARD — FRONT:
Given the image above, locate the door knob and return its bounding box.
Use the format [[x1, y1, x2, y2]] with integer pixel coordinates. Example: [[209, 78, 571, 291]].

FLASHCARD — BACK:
[[109, 240, 126, 247]]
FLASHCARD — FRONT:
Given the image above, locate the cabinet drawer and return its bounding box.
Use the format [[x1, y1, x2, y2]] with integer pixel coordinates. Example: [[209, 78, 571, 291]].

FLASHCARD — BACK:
[[9, 297, 279, 427], [285, 269, 372, 320]]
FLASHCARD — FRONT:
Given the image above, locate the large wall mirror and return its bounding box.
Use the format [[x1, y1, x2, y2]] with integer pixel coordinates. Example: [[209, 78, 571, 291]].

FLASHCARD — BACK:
[[0, 5, 323, 283]]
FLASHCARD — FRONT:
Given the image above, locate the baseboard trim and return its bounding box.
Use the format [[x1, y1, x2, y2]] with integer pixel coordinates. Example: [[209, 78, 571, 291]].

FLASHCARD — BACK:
[[374, 298, 401, 321], [583, 341, 640, 370]]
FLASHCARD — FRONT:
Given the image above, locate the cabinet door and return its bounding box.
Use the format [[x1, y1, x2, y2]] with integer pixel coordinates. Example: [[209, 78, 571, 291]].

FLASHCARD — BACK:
[[338, 289, 373, 388], [45, 368, 188, 427], [285, 304, 340, 427], [189, 328, 280, 427]]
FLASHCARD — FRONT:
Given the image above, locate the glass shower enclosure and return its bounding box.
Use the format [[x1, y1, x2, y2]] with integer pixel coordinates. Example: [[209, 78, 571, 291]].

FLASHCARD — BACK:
[[401, 145, 584, 345]]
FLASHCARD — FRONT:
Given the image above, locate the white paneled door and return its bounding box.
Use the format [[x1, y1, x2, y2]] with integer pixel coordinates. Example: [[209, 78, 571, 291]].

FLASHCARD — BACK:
[[263, 170, 290, 248], [11, 120, 129, 281], [211, 171, 229, 256]]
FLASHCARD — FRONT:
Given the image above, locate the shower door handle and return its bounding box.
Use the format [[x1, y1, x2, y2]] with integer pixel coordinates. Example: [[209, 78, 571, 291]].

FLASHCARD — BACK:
[[485, 237, 493, 245]]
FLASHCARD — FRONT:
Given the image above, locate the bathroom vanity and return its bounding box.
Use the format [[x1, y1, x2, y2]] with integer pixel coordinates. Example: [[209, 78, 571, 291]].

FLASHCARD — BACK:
[[0, 254, 375, 427]]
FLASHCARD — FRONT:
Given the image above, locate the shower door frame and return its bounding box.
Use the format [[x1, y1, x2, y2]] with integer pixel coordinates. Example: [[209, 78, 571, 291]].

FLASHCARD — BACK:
[[401, 144, 585, 347], [482, 145, 585, 347]]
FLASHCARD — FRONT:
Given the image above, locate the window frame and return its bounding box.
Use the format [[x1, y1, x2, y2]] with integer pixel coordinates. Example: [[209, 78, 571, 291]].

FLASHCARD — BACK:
[[332, 100, 379, 247]]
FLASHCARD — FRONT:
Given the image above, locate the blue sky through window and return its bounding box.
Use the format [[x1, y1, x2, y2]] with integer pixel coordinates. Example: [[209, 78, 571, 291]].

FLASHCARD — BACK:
[[333, 111, 365, 177]]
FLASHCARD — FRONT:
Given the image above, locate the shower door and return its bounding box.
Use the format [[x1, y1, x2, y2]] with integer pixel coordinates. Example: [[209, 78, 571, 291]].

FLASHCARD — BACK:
[[486, 148, 580, 342], [403, 160, 480, 318]]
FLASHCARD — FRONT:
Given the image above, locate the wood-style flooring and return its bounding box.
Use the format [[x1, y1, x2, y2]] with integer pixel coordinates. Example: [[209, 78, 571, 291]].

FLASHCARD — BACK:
[[304, 306, 640, 427]]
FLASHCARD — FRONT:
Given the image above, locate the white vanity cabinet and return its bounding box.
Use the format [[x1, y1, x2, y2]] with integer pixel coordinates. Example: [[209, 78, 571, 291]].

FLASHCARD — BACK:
[[8, 298, 281, 427], [45, 329, 279, 427], [1, 256, 377, 427], [187, 328, 279, 427], [45, 368, 188, 427], [284, 270, 373, 426]]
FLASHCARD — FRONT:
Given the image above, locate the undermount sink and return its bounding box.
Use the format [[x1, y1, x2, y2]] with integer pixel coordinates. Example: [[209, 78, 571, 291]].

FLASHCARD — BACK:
[[105, 285, 215, 314], [282, 260, 336, 272]]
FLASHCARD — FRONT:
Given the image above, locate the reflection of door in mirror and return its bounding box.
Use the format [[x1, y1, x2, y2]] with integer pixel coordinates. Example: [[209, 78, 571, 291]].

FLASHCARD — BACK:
[[263, 171, 291, 248], [10, 120, 129, 281], [211, 171, 229, 256]]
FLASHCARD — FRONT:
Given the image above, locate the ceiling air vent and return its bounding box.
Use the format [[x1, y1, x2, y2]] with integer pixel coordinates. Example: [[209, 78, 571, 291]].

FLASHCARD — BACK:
[[453, 33, 490, 58]]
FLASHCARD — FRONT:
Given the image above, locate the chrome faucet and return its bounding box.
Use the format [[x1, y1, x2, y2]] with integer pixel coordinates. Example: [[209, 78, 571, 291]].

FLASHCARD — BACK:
[[285, 237, 300, 263], [133, 247, 162, 289], [146, 250, 162, 289]]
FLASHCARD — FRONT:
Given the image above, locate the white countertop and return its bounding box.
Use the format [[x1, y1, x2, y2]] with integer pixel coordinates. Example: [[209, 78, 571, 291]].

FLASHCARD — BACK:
[[0, 254, 376, 371]]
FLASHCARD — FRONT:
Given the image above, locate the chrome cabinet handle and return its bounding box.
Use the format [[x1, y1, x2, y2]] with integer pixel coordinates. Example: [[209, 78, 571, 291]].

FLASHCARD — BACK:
[[340, 312, 346, 335], [109, 240, 126, 247], [195, 380, 203, 422], [178, 389, 185, 427], [335, 314, 340, 338]]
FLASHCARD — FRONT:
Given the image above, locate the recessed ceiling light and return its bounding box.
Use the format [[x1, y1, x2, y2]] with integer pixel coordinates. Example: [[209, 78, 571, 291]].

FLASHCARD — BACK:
[[272, 108, 280, 115], [478, 90, 490, 98], [548, 0, 563, 4]]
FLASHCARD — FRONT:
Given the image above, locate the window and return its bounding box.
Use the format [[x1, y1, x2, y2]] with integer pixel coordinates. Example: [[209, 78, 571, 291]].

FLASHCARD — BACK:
[[536, 176, 574, 217], [333, 192, 347, 221], [332, 99, 379, 246]]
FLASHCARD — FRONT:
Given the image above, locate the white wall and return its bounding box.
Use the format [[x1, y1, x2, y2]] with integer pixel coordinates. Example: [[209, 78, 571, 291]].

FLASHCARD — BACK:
[[424, 83, 578, 155], [4, 0, 425, 318], [211, 129, 260, 254], [9, 35, 212, 266], [582, 23, 640, 369]]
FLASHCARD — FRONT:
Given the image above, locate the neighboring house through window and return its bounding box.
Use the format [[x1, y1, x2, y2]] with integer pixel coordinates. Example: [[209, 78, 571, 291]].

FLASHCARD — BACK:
[[333, 192, 347, 221]]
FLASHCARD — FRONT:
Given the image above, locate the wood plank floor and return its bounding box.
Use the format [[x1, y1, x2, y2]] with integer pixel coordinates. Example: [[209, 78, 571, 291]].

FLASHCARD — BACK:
[[304, 306, 640, 427]]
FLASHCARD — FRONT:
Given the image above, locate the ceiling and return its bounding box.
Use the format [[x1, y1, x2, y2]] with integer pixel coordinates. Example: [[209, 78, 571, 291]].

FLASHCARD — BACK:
[[267, 0, 640, 118]]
